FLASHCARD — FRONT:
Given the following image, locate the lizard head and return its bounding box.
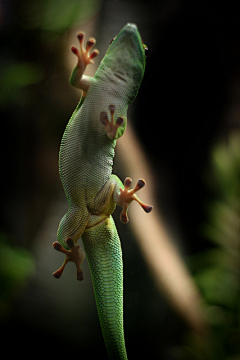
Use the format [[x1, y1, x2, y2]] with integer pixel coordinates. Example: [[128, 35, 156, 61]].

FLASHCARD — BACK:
[[96, 23, 147, 104]]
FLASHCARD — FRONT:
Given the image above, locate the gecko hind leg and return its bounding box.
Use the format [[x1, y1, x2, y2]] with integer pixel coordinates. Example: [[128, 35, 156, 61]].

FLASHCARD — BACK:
[[117, 177, 153, 223], [52, 238, 85, 281]]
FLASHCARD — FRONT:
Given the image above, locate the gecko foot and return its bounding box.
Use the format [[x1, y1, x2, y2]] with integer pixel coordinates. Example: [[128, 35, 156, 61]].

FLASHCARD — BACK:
[[71, 31, 99, 69], [118, 177, 153, 223], [52, 238, 85, 281], [100, 105, 124, 140]]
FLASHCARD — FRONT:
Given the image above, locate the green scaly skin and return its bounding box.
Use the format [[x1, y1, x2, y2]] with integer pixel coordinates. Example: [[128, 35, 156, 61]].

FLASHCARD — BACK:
[[52, 24, 151, 359], [83, 216, 127, 359]]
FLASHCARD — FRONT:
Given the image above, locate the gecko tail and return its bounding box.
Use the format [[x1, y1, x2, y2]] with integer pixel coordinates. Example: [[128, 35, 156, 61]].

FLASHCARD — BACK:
[[82, 216, 128, 360]]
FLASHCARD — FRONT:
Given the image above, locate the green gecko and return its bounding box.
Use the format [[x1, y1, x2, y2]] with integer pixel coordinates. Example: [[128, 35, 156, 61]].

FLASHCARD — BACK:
[[52, 23, 152, 360]]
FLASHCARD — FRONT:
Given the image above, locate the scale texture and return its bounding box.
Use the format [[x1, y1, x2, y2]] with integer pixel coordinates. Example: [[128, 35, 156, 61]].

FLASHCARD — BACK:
[[53, 23, 148, 360], [83, 216, 127, 360]]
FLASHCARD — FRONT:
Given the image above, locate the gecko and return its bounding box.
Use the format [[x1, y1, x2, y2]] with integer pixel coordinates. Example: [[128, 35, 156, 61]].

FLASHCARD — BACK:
[[52, 23, 152, 360]]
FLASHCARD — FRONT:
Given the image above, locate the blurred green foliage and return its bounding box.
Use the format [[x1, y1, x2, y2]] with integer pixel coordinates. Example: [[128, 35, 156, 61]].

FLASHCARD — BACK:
[[0, 0, 101, 320], [22, 0, 101, 40], [0, 62, 43, 106], [0, 0, 101, 106], [177, 133, 240, 359], [0, 233, 35, 320]]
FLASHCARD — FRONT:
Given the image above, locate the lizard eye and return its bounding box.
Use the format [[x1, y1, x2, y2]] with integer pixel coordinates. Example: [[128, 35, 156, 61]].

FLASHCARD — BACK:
[[144, 45, 149, 57], [110, 37, 116, 45]]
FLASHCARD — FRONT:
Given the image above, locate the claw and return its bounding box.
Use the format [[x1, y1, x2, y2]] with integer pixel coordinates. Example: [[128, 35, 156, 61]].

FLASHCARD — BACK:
[[109, 104, 116, 115], [120, 206, 129, 224], [77, 32, 84, 43], [89, 49, 100, 60], [116, 117, 124, 126], [100, 111, 108, 126], [86, 38, 96, 52], [52, 265, 65, 279], [71, 46, 79, 56], [124, 177, 132, 189], [52, 238, 85, 281], [136, 179, 145, 190]]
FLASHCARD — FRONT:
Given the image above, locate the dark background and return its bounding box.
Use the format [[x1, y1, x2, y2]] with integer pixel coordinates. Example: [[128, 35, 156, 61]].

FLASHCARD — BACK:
[[1, 0, 240, 359]]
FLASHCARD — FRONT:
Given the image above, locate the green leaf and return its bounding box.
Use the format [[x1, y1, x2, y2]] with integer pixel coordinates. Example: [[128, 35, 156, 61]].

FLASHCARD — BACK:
[[0, 62, 43, 106]]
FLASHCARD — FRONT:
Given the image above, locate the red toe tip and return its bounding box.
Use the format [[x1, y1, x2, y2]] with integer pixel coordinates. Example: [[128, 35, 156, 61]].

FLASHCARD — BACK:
[[52, 269, 63, 279], [77, 272, 84, 281]]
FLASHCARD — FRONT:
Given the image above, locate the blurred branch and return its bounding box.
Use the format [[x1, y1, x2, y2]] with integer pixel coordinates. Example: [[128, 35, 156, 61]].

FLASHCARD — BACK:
[[117, 123, 206, 335]]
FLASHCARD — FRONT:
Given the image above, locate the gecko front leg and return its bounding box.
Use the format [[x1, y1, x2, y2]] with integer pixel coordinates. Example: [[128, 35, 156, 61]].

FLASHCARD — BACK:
[[70, 31, 99, 92], [100, 105, 125, 140]]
